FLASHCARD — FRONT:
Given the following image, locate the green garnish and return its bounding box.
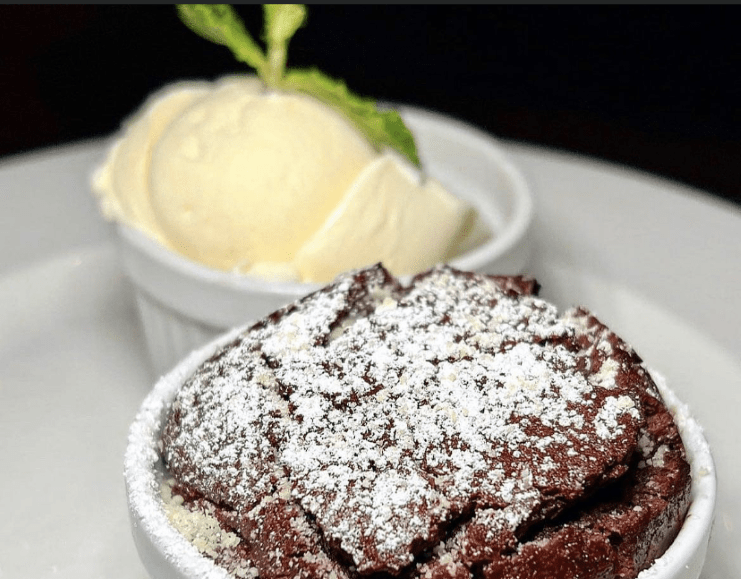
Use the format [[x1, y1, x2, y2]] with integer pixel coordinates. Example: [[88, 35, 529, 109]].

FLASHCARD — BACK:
[[177, 4, 420, 167]]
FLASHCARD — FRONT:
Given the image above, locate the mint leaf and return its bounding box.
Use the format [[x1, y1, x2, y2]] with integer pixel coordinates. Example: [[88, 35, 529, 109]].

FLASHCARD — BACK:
[[176, 4, 420, 167], [263, 4, 307, 86], [177, 4, 266, 75], [263, 4, 306, 45], [283, 68, 419, 166]]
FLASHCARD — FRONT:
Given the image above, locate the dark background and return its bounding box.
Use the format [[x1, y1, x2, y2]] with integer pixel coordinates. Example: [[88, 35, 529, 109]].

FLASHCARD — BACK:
[[2, 5, 739, 208]]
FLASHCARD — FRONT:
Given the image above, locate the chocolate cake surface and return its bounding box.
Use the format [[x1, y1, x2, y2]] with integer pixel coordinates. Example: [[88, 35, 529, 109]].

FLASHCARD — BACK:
[[159, 264, 691, 579]]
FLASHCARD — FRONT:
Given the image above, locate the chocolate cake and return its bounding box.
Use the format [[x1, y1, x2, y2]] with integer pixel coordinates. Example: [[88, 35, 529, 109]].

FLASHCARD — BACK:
[[159, 264, 691, 579]]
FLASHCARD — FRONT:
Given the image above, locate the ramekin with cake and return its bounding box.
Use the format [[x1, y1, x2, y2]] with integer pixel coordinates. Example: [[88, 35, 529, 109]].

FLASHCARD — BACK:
[[125, 264, 715, 579]]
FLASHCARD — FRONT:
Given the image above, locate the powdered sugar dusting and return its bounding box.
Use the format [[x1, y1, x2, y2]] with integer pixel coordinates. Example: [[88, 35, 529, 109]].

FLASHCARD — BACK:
[[159, 265, 648, 574]]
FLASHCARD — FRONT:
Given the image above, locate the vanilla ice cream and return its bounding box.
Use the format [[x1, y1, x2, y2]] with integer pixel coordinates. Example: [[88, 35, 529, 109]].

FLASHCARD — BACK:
[[93, 75, 486, 283]]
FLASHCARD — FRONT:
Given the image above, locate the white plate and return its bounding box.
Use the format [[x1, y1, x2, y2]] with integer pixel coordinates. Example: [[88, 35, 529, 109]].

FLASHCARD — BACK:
[[1, 136, 739, 578]]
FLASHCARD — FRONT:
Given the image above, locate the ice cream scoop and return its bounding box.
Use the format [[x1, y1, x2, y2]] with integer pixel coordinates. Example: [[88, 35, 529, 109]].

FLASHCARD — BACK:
[[93, 76, 484, 283]]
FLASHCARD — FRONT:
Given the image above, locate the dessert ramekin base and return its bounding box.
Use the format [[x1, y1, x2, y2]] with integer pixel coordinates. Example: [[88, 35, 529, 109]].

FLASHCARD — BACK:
[[133, 289, 222, 380]]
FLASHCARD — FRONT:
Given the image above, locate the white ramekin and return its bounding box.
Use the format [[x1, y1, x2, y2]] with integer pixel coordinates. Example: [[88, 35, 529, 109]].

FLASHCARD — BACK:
[[113, 106, 534, 376], [124, 327, 715, 579]]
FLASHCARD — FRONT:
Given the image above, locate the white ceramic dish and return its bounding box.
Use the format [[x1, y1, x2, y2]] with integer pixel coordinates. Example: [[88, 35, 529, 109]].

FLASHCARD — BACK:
[[114, 106, 533, 376], [124, 321, 715, 579], [3, 140, 740, 579]]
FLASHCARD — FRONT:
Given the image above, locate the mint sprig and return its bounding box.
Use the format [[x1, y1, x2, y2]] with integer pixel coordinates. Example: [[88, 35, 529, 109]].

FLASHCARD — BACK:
[[177, 4, 420, 167]]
